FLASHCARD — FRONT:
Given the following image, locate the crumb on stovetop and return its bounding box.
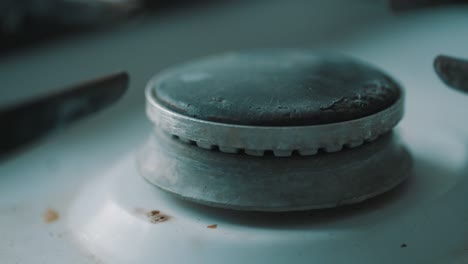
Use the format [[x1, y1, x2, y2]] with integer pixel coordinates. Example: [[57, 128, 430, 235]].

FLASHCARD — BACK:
[[44, 208, 59, 223]]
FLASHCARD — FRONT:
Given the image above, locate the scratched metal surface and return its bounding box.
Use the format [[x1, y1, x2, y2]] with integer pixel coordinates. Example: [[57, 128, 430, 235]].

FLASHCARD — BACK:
[[1, 1, 468, 263], [151, 51, 401, 126]]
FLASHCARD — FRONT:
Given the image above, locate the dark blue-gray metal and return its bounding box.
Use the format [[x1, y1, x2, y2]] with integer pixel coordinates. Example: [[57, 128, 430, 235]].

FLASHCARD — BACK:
[[0, 71, 128, 158], [434, 55, 468, 94]]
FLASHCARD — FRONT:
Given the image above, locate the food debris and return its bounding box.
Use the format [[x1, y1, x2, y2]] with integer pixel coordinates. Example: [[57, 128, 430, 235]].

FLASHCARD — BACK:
[[207, 224, 217, 229], [148, 210, 160, 216], [44, 208, 59, 223], [145, 210, 169, 223], [133, 208, 170, 224]]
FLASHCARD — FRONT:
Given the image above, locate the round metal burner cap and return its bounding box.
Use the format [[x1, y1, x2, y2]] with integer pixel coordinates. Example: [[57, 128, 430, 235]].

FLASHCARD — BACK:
[[146, 50, 404, 156], [152, 51, 400, 126]]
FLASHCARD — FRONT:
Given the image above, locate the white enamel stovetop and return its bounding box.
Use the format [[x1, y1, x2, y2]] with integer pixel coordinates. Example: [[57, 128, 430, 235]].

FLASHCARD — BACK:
[[1, 1, 468, 263]]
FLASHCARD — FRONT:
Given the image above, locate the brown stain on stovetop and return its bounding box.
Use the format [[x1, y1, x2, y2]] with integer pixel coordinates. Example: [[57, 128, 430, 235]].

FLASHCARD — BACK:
[[134, 208, 171, 224], [207, 224, 217, 229], [134, 208, 223, 229], [146, 210, 170, 223], [44, 208, 59, 223]]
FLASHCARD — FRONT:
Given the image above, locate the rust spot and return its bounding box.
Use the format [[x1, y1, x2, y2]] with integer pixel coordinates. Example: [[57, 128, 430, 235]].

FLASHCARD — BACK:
[[207, 224, 217, 229], [44, 208, 59, 223]]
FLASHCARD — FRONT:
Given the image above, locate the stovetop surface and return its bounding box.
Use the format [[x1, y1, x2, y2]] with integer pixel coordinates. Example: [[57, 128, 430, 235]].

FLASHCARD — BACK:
[[1, 1, 468, 263]]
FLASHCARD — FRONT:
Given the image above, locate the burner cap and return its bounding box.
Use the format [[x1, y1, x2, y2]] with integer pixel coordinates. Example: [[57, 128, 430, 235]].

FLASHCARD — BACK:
[[152, 51, 400, 126], [146, 50, 403, 156]]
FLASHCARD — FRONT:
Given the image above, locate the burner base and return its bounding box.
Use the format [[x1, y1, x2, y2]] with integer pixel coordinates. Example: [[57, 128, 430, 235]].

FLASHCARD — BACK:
[[137, 130, 411, 211]]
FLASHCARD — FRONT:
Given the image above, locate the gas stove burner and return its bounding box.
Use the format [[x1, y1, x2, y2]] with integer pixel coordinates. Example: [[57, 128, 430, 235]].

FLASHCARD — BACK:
[[139, 50, 410, 211]]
